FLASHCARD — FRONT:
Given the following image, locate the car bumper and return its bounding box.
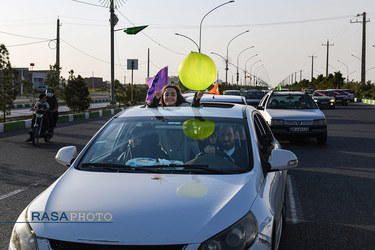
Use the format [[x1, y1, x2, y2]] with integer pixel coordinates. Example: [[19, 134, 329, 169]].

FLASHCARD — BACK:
[[316, 102, 335, 108]]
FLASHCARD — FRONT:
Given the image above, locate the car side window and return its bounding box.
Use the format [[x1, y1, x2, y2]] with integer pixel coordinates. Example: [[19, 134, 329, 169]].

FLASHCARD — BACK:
[[253, 113, 274, 175]]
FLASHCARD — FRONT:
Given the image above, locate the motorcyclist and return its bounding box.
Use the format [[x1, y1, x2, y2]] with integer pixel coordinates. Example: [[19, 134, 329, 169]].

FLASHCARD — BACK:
[[26, 93, 52, 142], [45, 88, 58, 133]]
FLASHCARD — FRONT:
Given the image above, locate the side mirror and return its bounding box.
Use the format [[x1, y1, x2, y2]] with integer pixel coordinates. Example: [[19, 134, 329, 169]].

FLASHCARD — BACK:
[[55, 146, 77, 166], [268, 149, 298, 171]]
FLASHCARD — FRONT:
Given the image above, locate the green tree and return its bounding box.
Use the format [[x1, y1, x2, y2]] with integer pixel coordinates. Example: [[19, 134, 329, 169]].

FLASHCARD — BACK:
[[115, 80, 128, 106], [0, 44, 17, 122], [63, 70, 91, 113], [45, 64, 64, 99]]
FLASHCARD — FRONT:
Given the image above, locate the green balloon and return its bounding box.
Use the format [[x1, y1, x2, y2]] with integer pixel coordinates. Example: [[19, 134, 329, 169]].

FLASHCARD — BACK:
[[183, 119, 215, 140], [178, 52, 217, 91]]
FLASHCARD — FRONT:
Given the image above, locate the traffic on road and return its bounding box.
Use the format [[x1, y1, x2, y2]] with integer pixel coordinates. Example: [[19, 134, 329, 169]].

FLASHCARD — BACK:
[[1, 102, 374, 249]]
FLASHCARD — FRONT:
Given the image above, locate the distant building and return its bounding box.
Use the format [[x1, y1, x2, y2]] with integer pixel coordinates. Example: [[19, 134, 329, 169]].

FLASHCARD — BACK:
[[84, 77, 110, 89], [13, 68, 49, 94], [168, 76, 180, 84]]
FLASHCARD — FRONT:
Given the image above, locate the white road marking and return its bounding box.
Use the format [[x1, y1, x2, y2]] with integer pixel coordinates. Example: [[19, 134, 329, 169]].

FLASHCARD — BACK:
[[0, 183, 40, 201], [287, 175, 299, 224], [0, 188, 26, 201]]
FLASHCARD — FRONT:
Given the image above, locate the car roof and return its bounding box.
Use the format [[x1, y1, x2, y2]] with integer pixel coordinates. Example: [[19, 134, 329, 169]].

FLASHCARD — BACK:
[[118, 104, 251, 119], [223, 90, 240, 93], [186, 94, 247, 105], [271, 91, 305, 95]]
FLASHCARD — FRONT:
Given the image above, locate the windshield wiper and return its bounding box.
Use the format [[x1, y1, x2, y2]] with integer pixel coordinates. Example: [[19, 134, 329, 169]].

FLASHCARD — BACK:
[[81, 163, 163, 173], [81, 163, 231, 174], [156, 164, 228, 174]]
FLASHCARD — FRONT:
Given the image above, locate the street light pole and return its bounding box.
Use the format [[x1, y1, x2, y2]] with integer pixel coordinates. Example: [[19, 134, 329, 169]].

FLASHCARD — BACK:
[[110, 0, 116, 105], [348, 70, 356, 81], [236, 46, 254, 85], [211, 52, 227, 64], [337, 60, 349, 83], [199, 0, 234, 53], [254, 65, 264, 86], [352, 54, 361, 61], [249, 60, 261, 85], [244, 54, 258, 85], [175, 33, 199, 51], [226, 30, 250, 84]]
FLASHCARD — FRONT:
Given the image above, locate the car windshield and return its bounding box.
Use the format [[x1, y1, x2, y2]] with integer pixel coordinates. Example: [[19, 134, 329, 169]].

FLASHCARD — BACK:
[[267, 94, 317, 109], [78, 116, 253, 174], [243, 91, 265, 99], [224, 91, 241, 96]]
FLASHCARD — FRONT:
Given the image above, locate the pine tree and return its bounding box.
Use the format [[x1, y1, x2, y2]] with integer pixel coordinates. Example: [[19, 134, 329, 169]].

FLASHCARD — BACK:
[[0, 44, 17, 122]]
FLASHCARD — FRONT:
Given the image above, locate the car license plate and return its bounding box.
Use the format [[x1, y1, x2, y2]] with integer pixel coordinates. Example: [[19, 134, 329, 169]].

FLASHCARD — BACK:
[[289, 127, 309, 132], [321, 102, 328, 104]]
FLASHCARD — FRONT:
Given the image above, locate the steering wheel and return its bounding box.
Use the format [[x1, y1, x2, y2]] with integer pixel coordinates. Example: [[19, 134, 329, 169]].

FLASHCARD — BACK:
[[195, 149, 236, 165]]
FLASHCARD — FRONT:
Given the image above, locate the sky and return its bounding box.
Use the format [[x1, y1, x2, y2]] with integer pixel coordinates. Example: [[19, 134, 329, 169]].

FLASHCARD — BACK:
[[1, 0, 375, 88]]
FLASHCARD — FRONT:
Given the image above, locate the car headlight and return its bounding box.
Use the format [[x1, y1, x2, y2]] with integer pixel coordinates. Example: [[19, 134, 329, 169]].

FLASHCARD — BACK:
[[9, 208, 38, 250], [199, 211, 258, 250], [330, 99, 335, 103], [271, 119, 284, 126], [313, 119, 327, 125], [313, 99, 318, 102]]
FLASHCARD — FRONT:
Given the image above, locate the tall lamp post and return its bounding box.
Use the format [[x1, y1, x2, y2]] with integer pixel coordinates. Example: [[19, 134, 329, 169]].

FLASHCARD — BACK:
[[199, 0, 234, 53], [176, 0, 234, 53], [175, 33, 199, 51], [244, 54, 258, 85], [348, 70, 356, 81], [225, 30, 250, 84], [337, 60, 349, 83], [352, 54, 361, 61], [254, 65, 264, 86], [236, 46, 254, 85], [249, 60, 261, 85]]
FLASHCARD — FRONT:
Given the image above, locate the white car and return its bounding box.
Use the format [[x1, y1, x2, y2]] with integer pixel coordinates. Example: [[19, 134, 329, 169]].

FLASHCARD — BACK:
[[9, 103, 298, 250], [186, 94, 247, 105], [257, 91, 328, 143]]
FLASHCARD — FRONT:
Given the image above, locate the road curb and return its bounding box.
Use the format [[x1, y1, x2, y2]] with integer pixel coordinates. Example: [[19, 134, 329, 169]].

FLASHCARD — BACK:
[[355, 98, 375, 105], [0, 108, 125, 133]]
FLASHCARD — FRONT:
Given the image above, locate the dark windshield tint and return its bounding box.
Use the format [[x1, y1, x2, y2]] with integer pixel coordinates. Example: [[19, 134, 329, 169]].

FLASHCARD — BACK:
[[78, 116, 253, 174], [267, 94, 317, 109], [243, 91, 265, 99]]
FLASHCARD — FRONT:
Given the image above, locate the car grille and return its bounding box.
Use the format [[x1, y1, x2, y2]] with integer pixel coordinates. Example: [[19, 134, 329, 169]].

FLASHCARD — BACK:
[[284, 120, 312, 126], [48, 239, 187, 250]]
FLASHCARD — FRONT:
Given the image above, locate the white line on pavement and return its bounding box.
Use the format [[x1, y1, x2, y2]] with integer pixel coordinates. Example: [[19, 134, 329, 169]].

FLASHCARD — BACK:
[[287, 175, 299, 224], [0, 188, 26, 201]]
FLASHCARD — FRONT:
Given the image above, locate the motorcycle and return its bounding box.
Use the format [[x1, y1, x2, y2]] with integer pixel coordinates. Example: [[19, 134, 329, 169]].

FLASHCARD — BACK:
[[31, 109, 52, 146]]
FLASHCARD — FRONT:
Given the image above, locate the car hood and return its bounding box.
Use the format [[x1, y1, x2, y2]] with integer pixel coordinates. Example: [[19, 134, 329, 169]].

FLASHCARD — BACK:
[[28, 168, 258, 245], [265, 108, 324, 120]]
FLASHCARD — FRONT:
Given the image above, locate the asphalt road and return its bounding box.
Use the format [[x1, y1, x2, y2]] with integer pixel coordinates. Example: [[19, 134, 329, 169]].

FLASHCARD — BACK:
[[1, 103, 374, 249]]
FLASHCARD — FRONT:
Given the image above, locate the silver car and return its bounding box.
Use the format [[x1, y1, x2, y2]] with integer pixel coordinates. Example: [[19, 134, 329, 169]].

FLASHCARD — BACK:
[[257, 91, 328, 143]]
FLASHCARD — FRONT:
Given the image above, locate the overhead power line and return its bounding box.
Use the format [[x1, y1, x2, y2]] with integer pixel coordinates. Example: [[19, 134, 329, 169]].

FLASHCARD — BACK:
[[6, 40, 51, 47], [0, 30, 51, 40], [116, 9, 186, 56]]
